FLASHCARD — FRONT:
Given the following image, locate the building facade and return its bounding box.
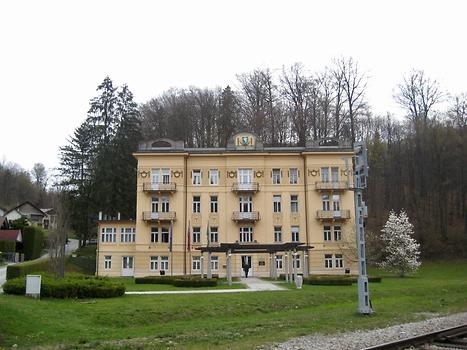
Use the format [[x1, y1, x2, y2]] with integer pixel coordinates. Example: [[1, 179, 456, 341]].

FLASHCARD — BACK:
[[96, 132, 358, 278]]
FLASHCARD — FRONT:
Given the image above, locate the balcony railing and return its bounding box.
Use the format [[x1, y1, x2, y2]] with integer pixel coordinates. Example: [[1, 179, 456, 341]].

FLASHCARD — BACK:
[[143, 182, 176, 192], [142, 211, 176, 222], [315, 181, 349, 191], [232, 211, 260, 222], [316, 210, 351, 220], [232, 182, 260, 192]]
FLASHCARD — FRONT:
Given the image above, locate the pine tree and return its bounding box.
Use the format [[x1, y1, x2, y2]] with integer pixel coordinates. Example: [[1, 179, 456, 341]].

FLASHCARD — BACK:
[[379, 210, 421, 276]]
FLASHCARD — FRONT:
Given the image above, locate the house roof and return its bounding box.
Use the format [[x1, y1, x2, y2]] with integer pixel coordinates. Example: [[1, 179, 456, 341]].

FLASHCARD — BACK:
[[5, 201, 46, 217], [0, 230, 22, 242]]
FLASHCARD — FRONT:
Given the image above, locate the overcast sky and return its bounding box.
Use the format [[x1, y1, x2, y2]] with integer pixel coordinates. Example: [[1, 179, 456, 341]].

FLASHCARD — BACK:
[[1, 0, 466, 173]]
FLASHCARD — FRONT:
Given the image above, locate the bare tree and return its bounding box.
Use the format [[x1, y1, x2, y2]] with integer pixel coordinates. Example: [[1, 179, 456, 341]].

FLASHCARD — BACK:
[[48, 193, 70, 279], [395, 69, 443, 125]]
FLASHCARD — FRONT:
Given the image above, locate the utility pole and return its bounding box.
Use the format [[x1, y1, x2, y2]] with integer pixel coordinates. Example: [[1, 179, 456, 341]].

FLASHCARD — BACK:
[[352, 141, 373, 314]]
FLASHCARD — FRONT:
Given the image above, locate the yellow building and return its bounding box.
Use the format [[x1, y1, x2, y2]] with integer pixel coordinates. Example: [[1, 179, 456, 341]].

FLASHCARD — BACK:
[[96, 132, 358, 278]]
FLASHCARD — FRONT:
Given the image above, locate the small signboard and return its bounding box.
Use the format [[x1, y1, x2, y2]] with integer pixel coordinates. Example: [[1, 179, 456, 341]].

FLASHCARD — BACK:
[[25, 275, 41, 299], [295, 275, 303, 289]]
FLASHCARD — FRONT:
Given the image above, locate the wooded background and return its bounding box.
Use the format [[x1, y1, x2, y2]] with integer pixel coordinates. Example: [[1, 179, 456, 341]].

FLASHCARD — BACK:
[[1, 57, 465, 258]]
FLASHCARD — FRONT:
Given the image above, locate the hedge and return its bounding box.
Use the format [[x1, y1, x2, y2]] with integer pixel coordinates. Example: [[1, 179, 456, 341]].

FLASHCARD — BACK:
[[135, 275, 218, 287], [22, 226, 45, 260], [3, 274, 125, 298], [6, 258, 49, 280], [0, 240, 15, 253], [304, 277, 352, 286]]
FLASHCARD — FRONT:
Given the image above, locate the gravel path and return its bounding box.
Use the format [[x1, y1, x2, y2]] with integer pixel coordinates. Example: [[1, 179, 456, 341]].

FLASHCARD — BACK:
[[269, 312, 467, 350]]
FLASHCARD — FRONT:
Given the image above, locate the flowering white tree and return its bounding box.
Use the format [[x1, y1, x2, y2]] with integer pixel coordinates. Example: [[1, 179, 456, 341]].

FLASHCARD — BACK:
[[379, 210, 421, 276]]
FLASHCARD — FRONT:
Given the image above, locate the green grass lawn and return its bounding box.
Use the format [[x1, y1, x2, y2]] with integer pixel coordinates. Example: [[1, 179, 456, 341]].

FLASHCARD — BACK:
[[113, 277, 247, 291], [1, 261, 467, 349]]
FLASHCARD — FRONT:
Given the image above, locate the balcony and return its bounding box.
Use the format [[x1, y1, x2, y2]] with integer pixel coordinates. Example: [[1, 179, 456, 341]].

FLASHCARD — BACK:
[[142, 211, 176, 222], [315, 181, 349, 191], [316, 210, 351, 221], [143, 182, 176, 193], [232, 182, 259, 193], [232, 211, 260, 222]]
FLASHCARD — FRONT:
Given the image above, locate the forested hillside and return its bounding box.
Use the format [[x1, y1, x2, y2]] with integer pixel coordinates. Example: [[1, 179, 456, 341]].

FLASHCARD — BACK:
[[59, 58, 466, 257]]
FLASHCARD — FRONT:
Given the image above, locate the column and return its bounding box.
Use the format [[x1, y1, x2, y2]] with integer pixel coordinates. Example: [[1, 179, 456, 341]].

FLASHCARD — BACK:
[[269, 253, 273, 278], [293, 251, 298, 282], [200, 253, 204, 278], [288, 251, 293, 283], [227, 250, 232, 286], [303, 251, 309, 278], [285, 252, 289, 283], [207, 251, 212, 279], [272, 253, 277, 279]]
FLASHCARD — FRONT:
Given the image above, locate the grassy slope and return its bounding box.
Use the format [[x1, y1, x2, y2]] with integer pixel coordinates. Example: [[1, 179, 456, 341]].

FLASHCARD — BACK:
[[1, 261, 467, 349]]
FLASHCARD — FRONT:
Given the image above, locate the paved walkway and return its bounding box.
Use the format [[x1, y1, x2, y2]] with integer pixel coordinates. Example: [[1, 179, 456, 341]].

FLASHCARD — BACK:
[[125, 277, 285, 295]]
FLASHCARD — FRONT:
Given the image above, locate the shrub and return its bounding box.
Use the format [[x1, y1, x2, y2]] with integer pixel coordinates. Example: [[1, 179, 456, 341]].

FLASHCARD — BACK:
[[3, 274, 125, 298], [172, 278, 217, 287], [6, 258, 49, 280], [135, 276, 177, 285], [22, 226, 45, 260], [304, 276, 352, 286], [0, 240, 15, 253]]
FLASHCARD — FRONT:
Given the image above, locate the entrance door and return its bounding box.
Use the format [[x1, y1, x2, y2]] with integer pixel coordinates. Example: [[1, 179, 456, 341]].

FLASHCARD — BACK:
[[122, 256, 134, 276], [240, 255, 252, 277]]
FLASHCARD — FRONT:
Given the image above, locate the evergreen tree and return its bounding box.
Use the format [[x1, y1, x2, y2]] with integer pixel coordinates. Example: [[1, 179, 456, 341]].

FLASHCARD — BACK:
[[379, 210, 421, 276]]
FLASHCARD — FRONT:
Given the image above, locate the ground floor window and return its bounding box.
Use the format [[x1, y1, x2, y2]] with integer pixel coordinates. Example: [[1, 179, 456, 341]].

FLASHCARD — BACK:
[[160, 256, 169, 270], [324, 254, 333, 268], [275, 255, 283, 269], [150, 256, 158, 271], [104, 255, 112, 269], [192, 256, 201, 271], [335, 254, 344, 268], [293, 253, 301, 269], [210, 256, 219, 270], [122, 256, 133, 269]]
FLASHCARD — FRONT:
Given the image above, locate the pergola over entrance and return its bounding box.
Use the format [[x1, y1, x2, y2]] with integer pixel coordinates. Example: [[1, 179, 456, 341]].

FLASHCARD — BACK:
[[195, 243, 314, 286]]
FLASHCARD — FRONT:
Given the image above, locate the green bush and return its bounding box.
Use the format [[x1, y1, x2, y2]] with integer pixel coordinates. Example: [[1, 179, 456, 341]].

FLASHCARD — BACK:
[[304, 276, 353, 286], [3, 274, 125, 298], [135, 276, 177, 285], [135, 275, 218, 287], [173, 278, 217, 287], [22, 226, 45, 260], [0, 240, 15, 253], [6, 258, 49, 280]]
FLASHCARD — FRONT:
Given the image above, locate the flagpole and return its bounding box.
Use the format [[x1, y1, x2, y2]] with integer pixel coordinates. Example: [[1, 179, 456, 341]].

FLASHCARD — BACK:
[[170, 220, 173, 276]]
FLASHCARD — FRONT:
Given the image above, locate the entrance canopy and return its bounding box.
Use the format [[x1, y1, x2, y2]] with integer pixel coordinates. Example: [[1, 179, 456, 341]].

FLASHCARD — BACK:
[[195, 242, 313, 254]]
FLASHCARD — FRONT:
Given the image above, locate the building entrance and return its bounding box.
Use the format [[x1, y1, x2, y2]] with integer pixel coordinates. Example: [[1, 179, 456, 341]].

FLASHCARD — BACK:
[[241, 255, 252, 277]]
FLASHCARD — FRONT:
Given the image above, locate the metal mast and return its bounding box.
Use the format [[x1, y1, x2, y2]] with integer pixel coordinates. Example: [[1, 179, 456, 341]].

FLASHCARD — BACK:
[[353, 141, 373, 314]]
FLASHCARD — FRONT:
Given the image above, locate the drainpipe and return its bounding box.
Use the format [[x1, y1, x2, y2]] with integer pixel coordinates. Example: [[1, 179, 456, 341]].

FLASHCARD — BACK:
[[302, 154, 310, 275], [183, 155, 188, 275]]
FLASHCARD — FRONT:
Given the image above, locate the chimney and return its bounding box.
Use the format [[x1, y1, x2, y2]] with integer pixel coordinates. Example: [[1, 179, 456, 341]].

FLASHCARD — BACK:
[[117, 212, 121, 220], [98, 211, 102, 221]]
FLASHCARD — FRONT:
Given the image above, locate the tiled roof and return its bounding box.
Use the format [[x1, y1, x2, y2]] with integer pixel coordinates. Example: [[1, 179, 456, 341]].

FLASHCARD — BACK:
[[0, 229, 22, 242]]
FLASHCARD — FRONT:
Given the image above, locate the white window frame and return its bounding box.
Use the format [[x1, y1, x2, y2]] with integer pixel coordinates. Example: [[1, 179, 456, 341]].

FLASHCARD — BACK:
[[332, 194, 341, 211], [210, 226, 218, 243], [210, 256, 219, 271], [121, 227, 136, 243], [161, 196, 170, 212], [161, 227, 169, 243], [210, 195, 218, 213], [322, 194, 330, 211], [321, 167, 330, 182], [150, 227, 159, 243], [192, 170, 201, 185], [324, 254, 333, 268], [275, 255, 283, 269], [150, 256, 159, 271], [335, 254, 344, 268], [293, 253, 301, 269], [273, 195, 281, 213], [209, 169, 219, 185], [193, 227, 201, 243], [291, 226, 300, 242], [274, 226, 282, 242], [193, 196, 201, 213], [272, 168, 281, 184], [151, 197, 159, 212], [289, 168, 298, 184], [162, 168, 170, 184], [291, 195, 299, 213], [239, 227, 253, 242], [331, 167, 339, 182], [104, 255, 112, 269], [101, 227, 116, 243], [238, 168, 252, 184], [192, 256, 201, 271], [239, 195, 252, 213], [334, 226, 342, 241], [160, 256, 169, 270], [151, 168, 160, 183], [324, 225, 332, 241]]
